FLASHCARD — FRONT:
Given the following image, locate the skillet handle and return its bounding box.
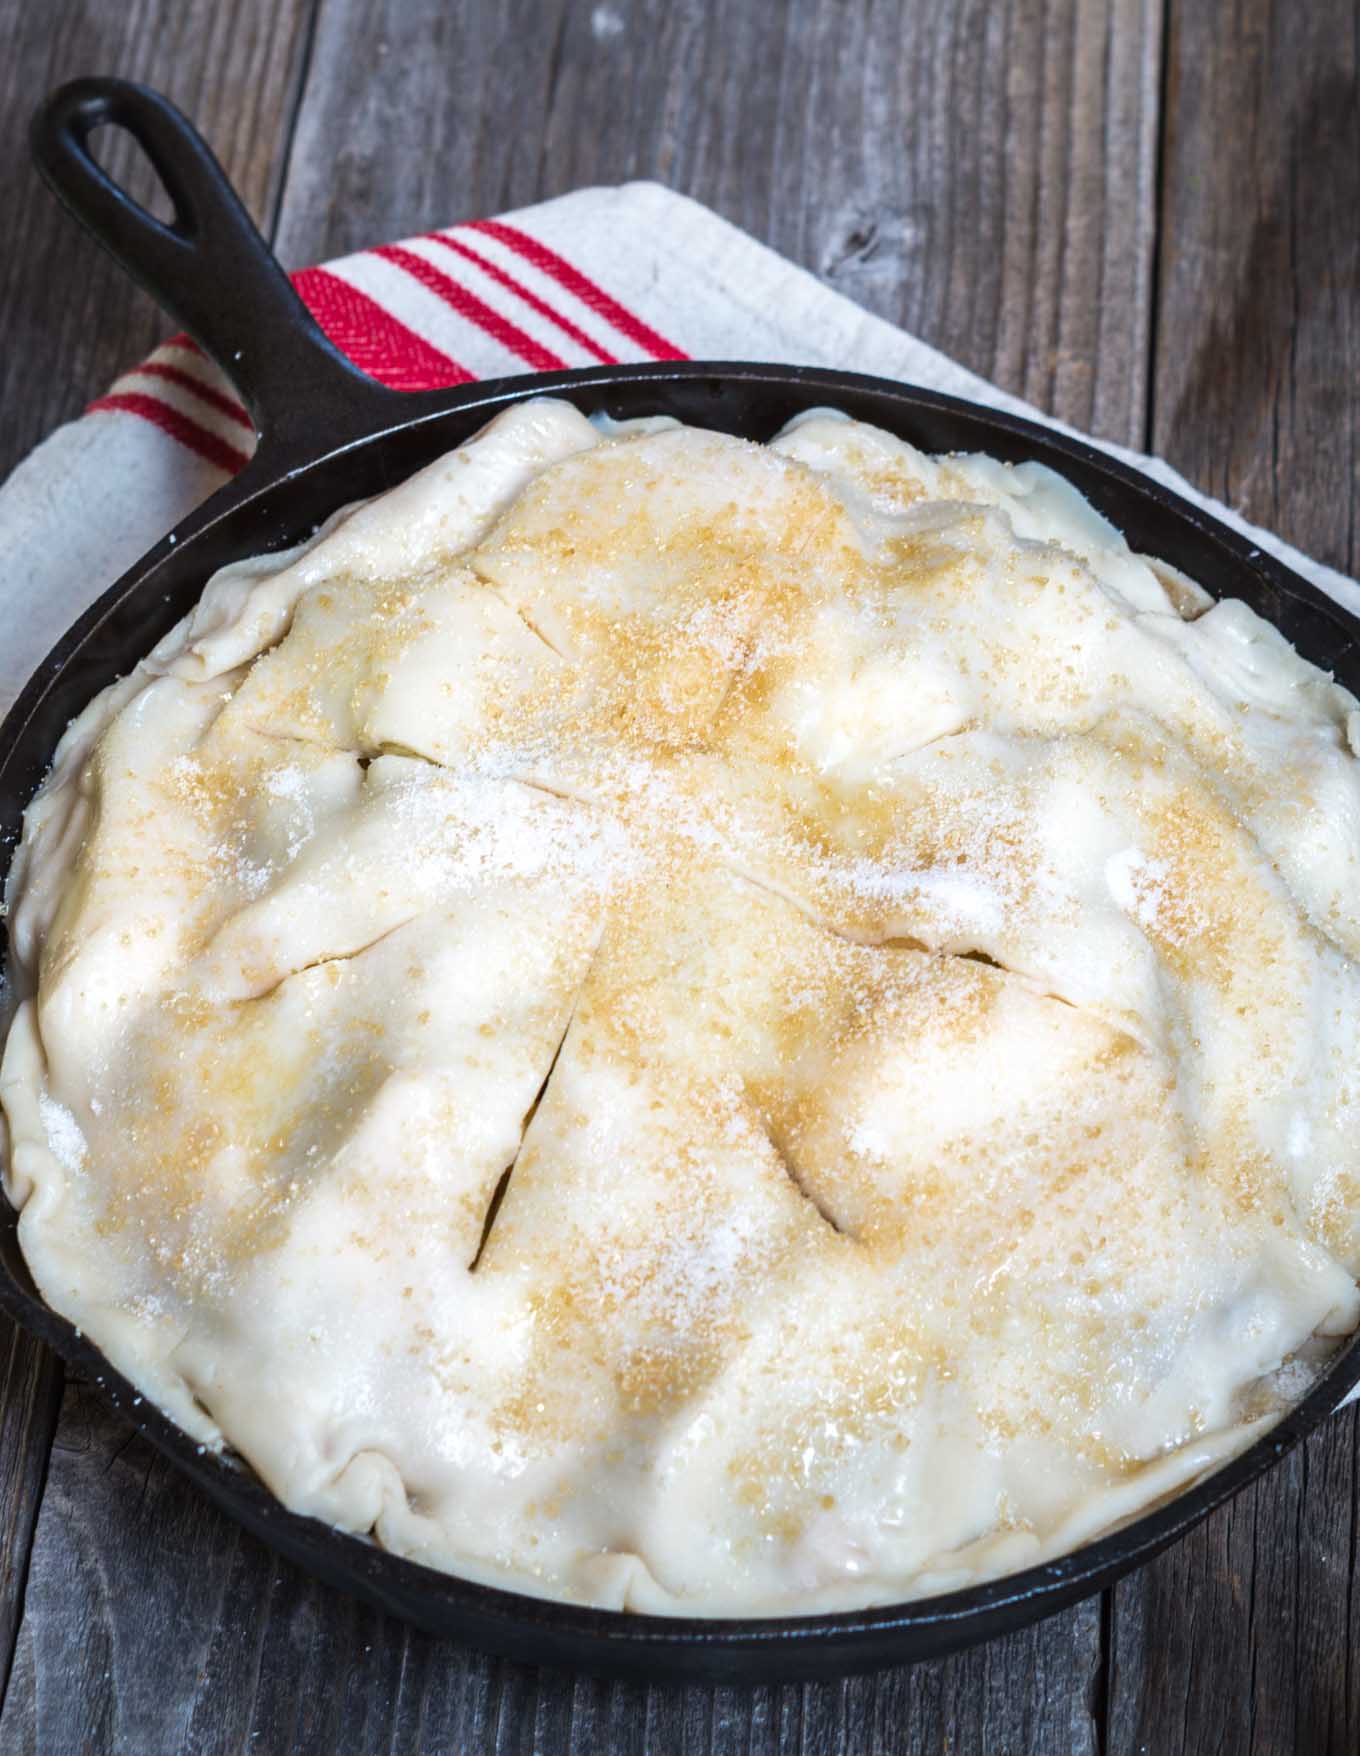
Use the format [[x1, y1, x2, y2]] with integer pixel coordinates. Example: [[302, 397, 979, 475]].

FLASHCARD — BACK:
[[30, 78, 397, 462]]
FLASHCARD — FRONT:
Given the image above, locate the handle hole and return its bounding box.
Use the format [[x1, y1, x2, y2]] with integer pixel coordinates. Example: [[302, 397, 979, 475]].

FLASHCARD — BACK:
[[87, 120, 176, 226]]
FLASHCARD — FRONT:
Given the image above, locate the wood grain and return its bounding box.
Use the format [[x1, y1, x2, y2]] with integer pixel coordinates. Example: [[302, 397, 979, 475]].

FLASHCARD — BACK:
[[6, 0, 1358, 1750], [0, 1381, 1103, 1755], [274, 0, 1161, 444], [1106, 4, 1360, 1748], [0, 0, 318, 1724], [0, 0, 318, 486], [0, 1322, 60, 1707], [1107, 1426, 1360, 1756], [1147, 0, 1360, 569]]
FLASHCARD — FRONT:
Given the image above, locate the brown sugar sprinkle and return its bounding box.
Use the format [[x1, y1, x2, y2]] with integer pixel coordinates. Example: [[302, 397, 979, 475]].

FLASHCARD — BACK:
[[34, 415, 1360, 1596]]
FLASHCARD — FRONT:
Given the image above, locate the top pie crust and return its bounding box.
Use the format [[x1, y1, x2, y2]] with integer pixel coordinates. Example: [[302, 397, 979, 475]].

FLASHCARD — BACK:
[[4, 399, 1360, 1614]]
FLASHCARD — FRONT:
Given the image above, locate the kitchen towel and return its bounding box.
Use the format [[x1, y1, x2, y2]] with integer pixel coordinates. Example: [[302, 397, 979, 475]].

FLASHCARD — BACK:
[[2, 179, 1358, 723]]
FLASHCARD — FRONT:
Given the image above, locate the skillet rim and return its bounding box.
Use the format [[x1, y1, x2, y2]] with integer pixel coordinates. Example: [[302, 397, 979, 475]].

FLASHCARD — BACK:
[[3, 358, 1360, 1680]]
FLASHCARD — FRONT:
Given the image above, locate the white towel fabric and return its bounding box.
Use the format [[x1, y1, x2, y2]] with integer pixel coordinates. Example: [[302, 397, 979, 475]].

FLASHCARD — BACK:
[[3, 182, 1359, 724]]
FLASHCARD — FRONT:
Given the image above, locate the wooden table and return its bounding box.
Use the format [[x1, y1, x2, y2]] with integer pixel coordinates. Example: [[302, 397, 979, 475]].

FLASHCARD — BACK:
[[1, 2, 1357, 1750]]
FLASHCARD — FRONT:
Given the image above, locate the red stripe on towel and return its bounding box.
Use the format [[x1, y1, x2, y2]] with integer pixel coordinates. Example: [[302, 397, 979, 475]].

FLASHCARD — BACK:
[[87, 393, 252, 475], [292, 267, 474, 390], [373, 244, 567, 372], [424, 233, 619, 364], [133, 362, 253, 430], [465, 220, 686, 359]]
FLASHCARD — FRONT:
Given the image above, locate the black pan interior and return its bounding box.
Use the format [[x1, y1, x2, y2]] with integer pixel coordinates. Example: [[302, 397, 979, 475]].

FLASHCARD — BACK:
[[3, 362, 1360, 1681]]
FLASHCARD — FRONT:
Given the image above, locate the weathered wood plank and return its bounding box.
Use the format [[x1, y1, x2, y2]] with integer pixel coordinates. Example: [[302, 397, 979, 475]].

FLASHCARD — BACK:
[[0, 0, 319, 1721], [1108, 2, 1360, 1752], [1108, 1426, 1360, 1756], [0, 0, 318, 486], [0, 1382, 1103, 1755], [1146, 0, 1360, 567], [275, 0, 1161, 444], [0, 1323, 61, 1707]]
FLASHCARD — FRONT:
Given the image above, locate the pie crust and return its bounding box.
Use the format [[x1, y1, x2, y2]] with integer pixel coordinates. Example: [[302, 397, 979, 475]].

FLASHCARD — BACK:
[[4, 400, 1360, 1614]]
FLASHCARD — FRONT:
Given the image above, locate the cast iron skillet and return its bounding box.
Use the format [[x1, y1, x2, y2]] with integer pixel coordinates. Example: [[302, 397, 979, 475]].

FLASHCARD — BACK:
[[3, 76, 1359, 1683]]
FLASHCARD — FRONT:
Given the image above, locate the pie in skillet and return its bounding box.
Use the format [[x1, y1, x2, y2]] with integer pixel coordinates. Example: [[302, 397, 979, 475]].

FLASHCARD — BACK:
[[4, 400, 1360, 1613]]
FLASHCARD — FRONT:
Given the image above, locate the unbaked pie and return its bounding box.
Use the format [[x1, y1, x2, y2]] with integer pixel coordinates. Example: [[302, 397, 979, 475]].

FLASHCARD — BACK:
[[4, 400, 1360, 1613]]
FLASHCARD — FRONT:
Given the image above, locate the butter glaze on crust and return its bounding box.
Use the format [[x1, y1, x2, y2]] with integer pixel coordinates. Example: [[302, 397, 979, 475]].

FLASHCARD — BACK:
[[4, 398, 1360, 1614]]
